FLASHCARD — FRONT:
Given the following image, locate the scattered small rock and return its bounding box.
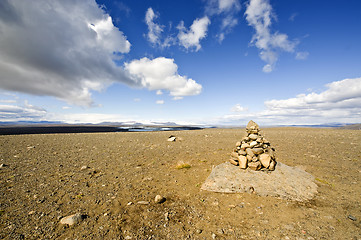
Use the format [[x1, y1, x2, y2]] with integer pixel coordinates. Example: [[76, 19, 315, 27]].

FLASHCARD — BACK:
[[127, 202, 133, 206], [80, 165, 89, 170], [167, 136, 176, 142], [0, 163, 8, 168], [154, 195, 166, 204], [59, 213, 85, 225], [347, 215, 357, 221], [137, 201, 150, 205]]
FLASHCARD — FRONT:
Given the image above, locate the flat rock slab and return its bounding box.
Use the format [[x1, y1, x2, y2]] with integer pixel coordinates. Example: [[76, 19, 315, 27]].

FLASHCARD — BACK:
[[201, 162, 318, 201]]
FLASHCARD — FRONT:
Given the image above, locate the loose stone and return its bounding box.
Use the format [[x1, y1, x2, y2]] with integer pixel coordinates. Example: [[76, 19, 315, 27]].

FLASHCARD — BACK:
[[252, 148, 264, 155], [259, 154, 271, 168], [241, 143, 250, 149], [250, 141, 258, 147], [80, 165, 88, 170], [238, 150, 247, 155], [154, 195, 166, 204], [249, 134, 258, 140], [246, 148, 254, 157], [248, 161, 261, 171], [229, 158, 239, 166], [231, 152, 239, 159], [60, 213, 84, 225], [238, 155, 247, 169]]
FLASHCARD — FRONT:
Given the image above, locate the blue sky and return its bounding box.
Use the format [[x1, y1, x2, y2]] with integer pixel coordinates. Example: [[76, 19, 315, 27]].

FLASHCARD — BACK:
[[0, 0, 361, 125]]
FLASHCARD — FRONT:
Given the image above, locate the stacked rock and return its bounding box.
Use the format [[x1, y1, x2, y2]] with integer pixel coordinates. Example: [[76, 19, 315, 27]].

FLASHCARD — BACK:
[[229, 120, 277, 171]]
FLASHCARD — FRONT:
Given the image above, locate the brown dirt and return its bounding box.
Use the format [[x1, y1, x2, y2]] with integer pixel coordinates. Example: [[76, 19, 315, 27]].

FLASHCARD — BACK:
[[0, 128, 360, 239]]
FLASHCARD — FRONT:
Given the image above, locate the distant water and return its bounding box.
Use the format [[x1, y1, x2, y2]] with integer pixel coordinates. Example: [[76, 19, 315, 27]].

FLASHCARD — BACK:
[[116, 126, 203, 132]]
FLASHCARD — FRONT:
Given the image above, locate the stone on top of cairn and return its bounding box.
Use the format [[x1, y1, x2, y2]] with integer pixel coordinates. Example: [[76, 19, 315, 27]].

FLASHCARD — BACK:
[[229, 120, 277, 171]]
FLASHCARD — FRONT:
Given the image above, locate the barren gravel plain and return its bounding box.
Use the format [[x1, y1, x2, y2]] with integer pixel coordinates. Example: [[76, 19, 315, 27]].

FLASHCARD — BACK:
[[0, 127, 360, 239]]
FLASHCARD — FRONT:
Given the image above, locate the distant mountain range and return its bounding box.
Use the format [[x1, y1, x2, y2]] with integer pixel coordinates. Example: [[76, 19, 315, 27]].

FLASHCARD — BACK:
[[0, 120, 360, 129]]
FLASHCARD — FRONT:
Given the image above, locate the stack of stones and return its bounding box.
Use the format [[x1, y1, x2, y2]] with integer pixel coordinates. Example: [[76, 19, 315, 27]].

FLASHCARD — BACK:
[[229, 120, 277, 171]]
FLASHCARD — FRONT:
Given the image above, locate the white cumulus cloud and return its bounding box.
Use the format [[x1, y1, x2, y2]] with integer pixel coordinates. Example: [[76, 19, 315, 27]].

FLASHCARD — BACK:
[[145, 8, 164, 46], [0, 1, 202, 107], [0, 0, 133, 106], [177, 16, 211, 51], [245, 0, 298, 72], [221, 77, 361, 125], [156, 100, 164, 104], [125, 57, 202, 98]]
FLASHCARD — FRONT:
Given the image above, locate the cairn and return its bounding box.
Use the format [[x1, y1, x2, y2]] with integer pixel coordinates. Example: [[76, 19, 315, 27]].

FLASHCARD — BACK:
[[229, 120, 277, 171]]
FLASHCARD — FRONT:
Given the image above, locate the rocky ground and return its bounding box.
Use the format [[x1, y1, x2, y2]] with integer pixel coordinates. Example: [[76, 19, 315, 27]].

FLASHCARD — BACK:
[[0, 128, 360, 239]]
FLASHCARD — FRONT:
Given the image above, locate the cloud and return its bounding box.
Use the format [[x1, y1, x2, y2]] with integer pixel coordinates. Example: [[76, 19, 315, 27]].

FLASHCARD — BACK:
[[0, 0, 133, 106], [156, 100, 164, 104], [177, 16, 211, 51], [0, 101, 47, 122], [145, 8, 164, 46], [0, 99, 16, 103], [245, 0, 297, 72], [231, 104, 247, 112], [0, 1, 202, 106], [221, 77, 361, 125], [124, 57, 202, 98], [295, 51, 309, 60], [156, 90, 163, 95], [289, 13, 298, 22], [205, 0, 241, 42]]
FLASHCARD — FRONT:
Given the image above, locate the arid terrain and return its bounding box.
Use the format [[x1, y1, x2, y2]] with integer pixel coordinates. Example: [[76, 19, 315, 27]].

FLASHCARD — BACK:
[[0, 127, 360, 239]]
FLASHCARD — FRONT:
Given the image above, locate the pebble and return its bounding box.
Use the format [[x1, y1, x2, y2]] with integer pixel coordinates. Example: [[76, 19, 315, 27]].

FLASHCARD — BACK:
[[229, 158, 239, 166], [248, 134, 258, 140], [0, 163, 8, 168], [80, 165, 89, 170], [154, 195, 166, 204], [252, 148, 264, 155], [259, 153, 271, 168], [164, 212, 169, 221], [137, 201, 150, 205], [347, 215, 357, 221], [238, 155, 247, 169], [127, 202, 133, 206], [249, 141, 258, 147], [59, 213, 84, 225], [167, 136, 176, 142]]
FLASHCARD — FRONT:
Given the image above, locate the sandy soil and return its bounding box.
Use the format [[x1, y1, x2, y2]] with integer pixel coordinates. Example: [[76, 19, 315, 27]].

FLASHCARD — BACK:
[[0, 128, 360, 239]]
